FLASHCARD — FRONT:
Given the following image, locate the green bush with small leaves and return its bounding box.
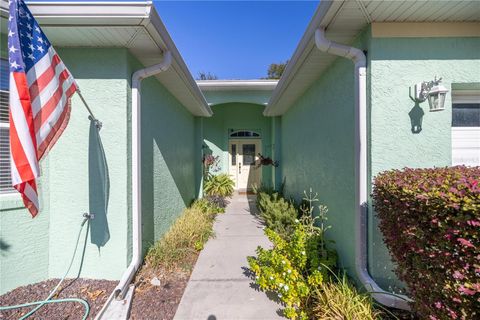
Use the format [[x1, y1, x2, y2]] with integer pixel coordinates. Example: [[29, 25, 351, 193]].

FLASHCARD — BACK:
[[257, 192, 298, 239], [248, 216, 337, 319], [191, 198, 225, 214], [203, 173, 235, 197]]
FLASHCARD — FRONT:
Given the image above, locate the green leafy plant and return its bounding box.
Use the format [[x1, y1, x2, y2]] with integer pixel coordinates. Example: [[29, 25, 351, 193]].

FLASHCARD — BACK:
[[313, 272, 382, 320], [248, 193, 337, 319], [299, 189, 335, 266], [203, 173, 235, 197], [191, 197, 225, 214], [256, 192, 298, 239]]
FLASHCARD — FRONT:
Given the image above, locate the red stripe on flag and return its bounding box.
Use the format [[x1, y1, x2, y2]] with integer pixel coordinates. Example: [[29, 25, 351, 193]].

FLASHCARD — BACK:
[[9, 113, 36, 182], [13, 73, 38, 157], [14, 181, 38, 218], [37, 97, 72, 159], [29, 54, 61, 102], [33, 70, 72, 130]]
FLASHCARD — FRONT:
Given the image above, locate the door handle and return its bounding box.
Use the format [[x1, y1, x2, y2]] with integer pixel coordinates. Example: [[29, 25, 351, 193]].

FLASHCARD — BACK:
[[239, 162, 242, 174]]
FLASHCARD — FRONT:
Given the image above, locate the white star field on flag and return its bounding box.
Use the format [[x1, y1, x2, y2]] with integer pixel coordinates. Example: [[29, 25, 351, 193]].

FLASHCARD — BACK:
[[8, 0, 52, 73]]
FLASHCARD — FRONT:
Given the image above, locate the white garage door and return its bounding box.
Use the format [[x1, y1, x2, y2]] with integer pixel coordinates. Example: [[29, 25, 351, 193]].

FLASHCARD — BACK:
[[452, 91, 480, 166]]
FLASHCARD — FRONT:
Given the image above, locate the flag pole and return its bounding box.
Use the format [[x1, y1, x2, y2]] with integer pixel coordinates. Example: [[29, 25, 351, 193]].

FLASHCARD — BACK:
[[76, 90, 102, 130]]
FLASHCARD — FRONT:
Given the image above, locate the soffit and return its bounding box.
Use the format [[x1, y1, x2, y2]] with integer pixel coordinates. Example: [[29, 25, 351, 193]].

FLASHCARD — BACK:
[[0, 1, 211, 116], [266, 0, 480, 116]]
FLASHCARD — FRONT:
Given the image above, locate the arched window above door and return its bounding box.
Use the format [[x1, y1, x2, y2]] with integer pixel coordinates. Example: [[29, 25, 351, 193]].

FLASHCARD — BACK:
[[229, 130, 260, 138]]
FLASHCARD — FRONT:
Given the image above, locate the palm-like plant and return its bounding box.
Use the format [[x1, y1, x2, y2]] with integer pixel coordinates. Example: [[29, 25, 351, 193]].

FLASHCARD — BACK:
[[203, 174, 235, 197]]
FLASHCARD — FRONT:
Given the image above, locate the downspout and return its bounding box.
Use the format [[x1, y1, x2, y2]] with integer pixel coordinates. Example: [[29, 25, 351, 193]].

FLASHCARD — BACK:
[[114, 51, 173, 299], [314, 29, 411, 310]]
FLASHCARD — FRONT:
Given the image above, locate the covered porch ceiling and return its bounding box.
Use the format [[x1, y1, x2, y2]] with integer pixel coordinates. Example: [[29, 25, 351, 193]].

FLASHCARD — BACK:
[[197, 80, 278, 106]]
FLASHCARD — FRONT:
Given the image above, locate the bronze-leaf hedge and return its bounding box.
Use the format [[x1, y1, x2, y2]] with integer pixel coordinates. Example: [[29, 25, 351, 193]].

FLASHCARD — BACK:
[[372, 166, 480, 320]]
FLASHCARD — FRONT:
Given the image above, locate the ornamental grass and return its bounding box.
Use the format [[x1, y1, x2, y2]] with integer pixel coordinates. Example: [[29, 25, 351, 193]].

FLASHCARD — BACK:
[[146, 200, 220, 270], [312, 272, 382, 320]]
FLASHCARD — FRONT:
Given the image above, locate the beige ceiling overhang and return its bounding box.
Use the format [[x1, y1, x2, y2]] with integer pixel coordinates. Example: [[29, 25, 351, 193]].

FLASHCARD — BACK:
[[265, 0, 480, 116], [0, 0, 212, 117]]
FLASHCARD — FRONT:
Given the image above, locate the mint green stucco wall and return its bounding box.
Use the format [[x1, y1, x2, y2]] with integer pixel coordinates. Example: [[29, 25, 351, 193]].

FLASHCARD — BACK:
[[280, 31, 371, 281], [203, 103, 273, 187], [127, 54, 198, 252], [1, 48, 131, 293], [280, 57, 358, 276], [0, 46, 200, 294], [368, 36, 480, 290]]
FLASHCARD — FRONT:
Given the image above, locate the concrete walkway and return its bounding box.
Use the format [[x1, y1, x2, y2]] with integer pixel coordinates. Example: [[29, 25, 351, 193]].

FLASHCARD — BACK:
[[174, 194, 283, 320]]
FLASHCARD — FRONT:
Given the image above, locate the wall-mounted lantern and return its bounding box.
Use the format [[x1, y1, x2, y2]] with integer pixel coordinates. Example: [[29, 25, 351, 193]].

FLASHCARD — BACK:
[[411, 77, 449, 112]]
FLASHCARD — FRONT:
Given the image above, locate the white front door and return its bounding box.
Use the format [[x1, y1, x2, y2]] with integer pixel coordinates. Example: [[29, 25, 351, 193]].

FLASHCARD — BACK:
[[229, 139, 262, 190], [452, 91, 480, 166]]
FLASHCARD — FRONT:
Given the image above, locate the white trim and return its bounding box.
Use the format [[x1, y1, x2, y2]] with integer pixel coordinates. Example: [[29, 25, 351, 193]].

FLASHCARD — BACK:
[[0, 191, 21, 199], [452, 90, 480, 104], [25, 1, 151, 22], [197, 80, 278, 91]]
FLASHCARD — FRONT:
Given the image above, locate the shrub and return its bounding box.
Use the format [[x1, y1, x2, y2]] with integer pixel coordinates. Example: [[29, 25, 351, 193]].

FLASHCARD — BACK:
[[248, 205, 337, 319], [257, 192, 298, 239], [313, 272, 382, 320], [203, 173, 235, 197], [191, 197, 225, 214], [372, 166, 480, 320], [146, 204, 216, 270], [205, 195, 229, 210]]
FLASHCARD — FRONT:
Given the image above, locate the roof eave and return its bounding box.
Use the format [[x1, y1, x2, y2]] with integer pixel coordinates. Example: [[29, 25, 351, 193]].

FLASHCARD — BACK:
[[264, 0, 338, 116], [147, 6, 212, 116], [197, 80, 278, 91], [1, 0, 212, 117]]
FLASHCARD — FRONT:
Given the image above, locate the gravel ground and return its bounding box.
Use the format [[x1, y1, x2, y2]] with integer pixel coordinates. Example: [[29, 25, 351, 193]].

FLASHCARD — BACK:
[[0, 278, 116, 320]]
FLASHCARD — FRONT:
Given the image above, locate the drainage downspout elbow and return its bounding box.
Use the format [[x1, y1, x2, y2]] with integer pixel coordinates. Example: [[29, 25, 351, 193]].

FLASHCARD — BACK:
[[314, 29, 411, 310], [113, 51, 172, 300]]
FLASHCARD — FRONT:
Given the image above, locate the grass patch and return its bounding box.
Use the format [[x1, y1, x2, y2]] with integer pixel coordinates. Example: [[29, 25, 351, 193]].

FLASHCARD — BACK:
[[145, 200, 220, 271]]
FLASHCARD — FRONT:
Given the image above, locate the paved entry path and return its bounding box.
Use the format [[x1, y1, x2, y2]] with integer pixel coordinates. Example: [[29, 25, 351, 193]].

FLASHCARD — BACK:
[[174, 194, 283, 320]]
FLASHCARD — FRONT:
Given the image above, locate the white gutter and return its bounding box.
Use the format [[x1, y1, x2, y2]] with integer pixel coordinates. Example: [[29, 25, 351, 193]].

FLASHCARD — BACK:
[[314, 29, 411, 310], [113, 51, 172, 300]]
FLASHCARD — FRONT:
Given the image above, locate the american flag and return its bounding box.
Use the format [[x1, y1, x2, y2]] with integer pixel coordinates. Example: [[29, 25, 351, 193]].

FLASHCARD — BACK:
[[8, 0, 78, 217]]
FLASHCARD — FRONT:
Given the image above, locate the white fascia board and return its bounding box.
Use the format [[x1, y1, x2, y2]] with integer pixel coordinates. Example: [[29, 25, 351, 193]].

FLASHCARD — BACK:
[[25, 1, 151, 25], [197, 80, 278, 91], [264, 0, 340, 116]]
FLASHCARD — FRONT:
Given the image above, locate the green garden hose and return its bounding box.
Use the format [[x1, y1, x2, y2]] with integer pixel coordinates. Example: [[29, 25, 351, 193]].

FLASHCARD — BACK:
[[0, 298, 90, 320], [0, 215, 91, 320]]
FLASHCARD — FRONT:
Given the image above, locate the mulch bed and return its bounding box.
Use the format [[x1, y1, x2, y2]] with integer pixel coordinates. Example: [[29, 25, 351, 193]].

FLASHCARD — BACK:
[[129, 253, 199, 320], [0, 278, 116, 319], [129, 269, 191, 320]]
